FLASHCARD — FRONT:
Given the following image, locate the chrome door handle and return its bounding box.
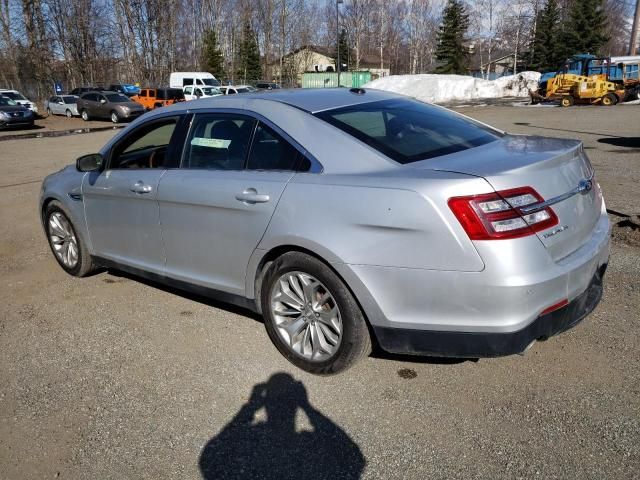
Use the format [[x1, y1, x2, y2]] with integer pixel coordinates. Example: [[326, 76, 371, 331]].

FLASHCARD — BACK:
[[235, 188, 270, 204], [130, 181, 152, 194]]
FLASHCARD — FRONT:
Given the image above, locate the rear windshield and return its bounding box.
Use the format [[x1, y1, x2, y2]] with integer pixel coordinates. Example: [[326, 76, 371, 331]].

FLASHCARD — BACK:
[[158, 89, 184, 100], [315, 98, 501, 164], [106, 93, 130, 103]]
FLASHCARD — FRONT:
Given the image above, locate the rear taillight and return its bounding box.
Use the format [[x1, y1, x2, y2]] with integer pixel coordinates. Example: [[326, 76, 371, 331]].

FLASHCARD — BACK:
[[448, 187, 558, 240]]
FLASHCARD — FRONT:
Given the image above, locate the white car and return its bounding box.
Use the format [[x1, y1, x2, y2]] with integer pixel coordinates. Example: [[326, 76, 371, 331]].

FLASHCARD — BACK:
[[44, 95, 79, 117], [219, 85, 253, 95], [183, 86, 223, 101], [0, 89, 38, 113]]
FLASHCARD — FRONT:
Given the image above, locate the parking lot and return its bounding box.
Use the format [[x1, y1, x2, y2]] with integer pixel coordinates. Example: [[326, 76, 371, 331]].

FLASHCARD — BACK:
[[1, 104, 639, 479]]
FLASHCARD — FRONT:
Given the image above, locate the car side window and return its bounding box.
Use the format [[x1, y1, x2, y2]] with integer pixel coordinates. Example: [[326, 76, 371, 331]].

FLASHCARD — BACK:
[[109, 119, 179, 170], [183, 114, 255, 170], [247, 122, 304, 171], [185, 86, 193, 95]]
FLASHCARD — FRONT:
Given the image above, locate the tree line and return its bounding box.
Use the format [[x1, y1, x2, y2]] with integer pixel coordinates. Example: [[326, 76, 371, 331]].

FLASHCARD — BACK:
[[0, 0, 633, 99]]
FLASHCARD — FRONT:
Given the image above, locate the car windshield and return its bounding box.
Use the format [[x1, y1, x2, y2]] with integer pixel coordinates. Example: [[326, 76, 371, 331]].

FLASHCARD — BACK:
[[202, 78, 221, 86], [315, 98, 502, 164], [62, 96, 77, 104], [106, 94, 130, 103], [158, 89, 185, 100], [2, 91, 26, 101], [200, 87, 221, 95], [0, 96, 18, 106]]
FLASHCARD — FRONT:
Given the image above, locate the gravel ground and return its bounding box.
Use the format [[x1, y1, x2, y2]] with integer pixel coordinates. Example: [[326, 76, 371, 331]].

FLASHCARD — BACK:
[[0, 104, 638, 480]]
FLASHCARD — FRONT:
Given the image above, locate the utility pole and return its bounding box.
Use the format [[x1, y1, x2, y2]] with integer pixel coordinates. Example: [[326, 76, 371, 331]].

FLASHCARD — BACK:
[[631, 0, 640, 55], [336, 0, 343, 87]]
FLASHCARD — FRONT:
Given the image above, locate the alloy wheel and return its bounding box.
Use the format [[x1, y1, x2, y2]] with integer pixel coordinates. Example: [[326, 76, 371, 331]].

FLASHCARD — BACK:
[[270, 271, 343, 361], [48, 212, 79, 268]]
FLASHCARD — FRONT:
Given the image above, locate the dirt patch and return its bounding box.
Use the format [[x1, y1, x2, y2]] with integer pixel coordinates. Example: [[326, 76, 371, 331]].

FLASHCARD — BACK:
[[611, 215, 640, 248]]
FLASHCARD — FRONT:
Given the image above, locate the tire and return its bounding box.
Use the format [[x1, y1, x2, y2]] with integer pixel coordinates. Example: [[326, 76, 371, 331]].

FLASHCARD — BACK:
[[110, 111, 119, 123], [46, 107, 52, 116], [81, 109, 90, 121], [602, 93, 617, 106], [261, 251, 371, 375], [560, 96, 574, 107], [44, 201, 95, 277], [65, 109, 72, 118]]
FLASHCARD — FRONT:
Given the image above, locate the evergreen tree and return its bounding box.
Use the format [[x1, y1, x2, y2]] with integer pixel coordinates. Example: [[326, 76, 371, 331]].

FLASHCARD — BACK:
[[529, 0, 563, 71], [560, 0, 609, 57], [333, 29, 350, 71], [434, 0, 470, 74], [201, 29, 225, 81], [237, 21, 262, 83]]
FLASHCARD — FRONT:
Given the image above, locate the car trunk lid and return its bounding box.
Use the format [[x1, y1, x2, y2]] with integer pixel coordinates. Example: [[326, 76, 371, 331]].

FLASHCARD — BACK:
[[412, 134, 602, 262]]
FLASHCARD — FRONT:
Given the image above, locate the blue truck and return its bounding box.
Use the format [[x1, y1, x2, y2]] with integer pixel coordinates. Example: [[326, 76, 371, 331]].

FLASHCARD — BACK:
[[535, 54, 640, 102]]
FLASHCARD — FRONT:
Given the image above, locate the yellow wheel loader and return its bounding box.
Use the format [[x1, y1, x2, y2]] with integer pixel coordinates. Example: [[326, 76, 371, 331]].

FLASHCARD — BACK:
[[531, 73, 625, 107]]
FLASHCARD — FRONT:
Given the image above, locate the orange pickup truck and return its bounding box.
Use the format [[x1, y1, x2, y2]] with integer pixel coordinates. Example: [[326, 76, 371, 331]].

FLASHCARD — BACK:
[[132, 87, 185, 110]]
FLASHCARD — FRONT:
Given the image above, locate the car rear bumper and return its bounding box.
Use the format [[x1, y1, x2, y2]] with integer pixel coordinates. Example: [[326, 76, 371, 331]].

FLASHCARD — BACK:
[[333, 206, 610, 357], [371, 264, 606, 357]]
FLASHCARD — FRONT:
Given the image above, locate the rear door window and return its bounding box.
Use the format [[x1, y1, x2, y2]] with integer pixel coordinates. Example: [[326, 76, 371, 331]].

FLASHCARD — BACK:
[[315, 98, 501, 164]]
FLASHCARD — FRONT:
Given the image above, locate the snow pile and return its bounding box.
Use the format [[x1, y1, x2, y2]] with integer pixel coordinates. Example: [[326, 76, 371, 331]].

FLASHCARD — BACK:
[[363, 71, 541, 104]]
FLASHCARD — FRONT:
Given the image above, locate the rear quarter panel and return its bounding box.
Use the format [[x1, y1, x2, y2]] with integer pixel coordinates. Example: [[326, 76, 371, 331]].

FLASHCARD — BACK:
[[256, 170, 492, 272]]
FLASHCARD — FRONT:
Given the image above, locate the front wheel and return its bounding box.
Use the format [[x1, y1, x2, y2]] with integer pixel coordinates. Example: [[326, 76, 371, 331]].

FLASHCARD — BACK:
[[261, 252, 371, 375], [44, 201, 95, 277], [602, 93, 617, 106], [81, 109, 90, 121], [560, 96, 574, 107], [65, 109, 72, 118], [110, 111, 119, 123]]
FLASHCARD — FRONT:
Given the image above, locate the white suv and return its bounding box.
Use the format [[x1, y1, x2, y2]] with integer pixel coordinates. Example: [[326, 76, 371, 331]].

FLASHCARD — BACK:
[[0, 89, 38, 113]]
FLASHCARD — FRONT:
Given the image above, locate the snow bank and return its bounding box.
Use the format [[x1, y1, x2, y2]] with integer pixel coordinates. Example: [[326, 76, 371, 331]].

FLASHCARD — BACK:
[[363, 71, 541, 104]]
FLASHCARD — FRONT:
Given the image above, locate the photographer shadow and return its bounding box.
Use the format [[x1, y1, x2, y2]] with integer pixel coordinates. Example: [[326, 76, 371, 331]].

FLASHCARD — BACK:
[[199, 373, 365, 480]]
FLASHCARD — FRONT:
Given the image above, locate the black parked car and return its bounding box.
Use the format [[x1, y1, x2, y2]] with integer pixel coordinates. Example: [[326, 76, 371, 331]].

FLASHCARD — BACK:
[[0, 95, 34, 129], [69, 86, 101, 96]]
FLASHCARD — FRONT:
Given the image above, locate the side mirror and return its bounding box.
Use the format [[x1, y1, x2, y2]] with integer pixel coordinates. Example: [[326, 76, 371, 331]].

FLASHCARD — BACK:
[[100, 99, 106, 104], [76, 153, 103, 172], [58, 101, 64, 105]]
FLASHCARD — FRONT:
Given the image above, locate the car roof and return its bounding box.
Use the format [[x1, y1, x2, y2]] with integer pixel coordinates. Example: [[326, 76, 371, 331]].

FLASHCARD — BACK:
[[157, 88, 403, 114]]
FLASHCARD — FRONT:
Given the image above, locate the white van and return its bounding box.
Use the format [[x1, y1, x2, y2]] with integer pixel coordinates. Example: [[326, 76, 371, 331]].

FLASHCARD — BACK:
[[169, 72, 220, 89]]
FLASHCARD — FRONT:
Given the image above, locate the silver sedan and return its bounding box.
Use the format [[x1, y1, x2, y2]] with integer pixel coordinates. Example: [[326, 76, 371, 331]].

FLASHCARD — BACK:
[[45, 95, 79, 117], [39, 89, 609, 374]]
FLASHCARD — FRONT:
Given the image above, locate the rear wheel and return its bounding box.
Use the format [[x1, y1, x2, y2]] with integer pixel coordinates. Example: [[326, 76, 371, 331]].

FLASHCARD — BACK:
[[44, 201, 95, 277], [65, 109, 72, 118], [81, 109, 90, 121], [261, 252, 371, 375], [560, 96, 574, 107], [110, 111, 119, 123], [602, 93, 617, 106]]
